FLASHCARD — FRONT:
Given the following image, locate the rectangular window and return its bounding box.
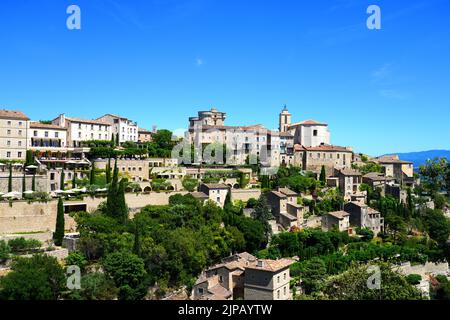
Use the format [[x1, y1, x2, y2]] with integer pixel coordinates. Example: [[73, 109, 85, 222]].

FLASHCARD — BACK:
[[18, 121, 22, 126], [7, 129, 11, 135], [45, 131, 49, 137], [55, 132, 59, 138], [277, 276, 280, 283], [6, 152, 11, 158], [7, 120, 11, 125], [313, 129, 318, 136], [7, 140, 10, 146], [78, 132, 82, 138], [18, 141, 22, 147], [34, 130, 38, 137]]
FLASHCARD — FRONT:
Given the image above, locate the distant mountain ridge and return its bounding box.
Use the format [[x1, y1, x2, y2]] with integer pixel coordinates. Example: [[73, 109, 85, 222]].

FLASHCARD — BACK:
[[382, 150, 450, 168]]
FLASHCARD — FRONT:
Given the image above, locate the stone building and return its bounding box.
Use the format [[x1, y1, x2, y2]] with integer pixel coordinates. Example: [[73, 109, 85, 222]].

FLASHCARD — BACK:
[[138, 128, 153, 143], [294, 144, 353, 175], [344, 201, 384, 235], [95, 158, 150, 182], [187, 107, 280, 167], [52, 114, 112, 147], [266, 187, 305, 230], [336, 168, 362, 199], [198, 183, 230, 207], [375, 155, 414, 186], [29, 122, 68, 150], [322, 210, 351, 233], [0, 109, 29, 160], [96, 114, 138, 144], [192, 252, 294, 300]]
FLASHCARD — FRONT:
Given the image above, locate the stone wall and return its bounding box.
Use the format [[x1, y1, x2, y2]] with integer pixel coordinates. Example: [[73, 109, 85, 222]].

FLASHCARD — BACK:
[[0, 200, 76, 235], [231, 189, 261, 202], [0, 189, 262, 235], [0, 174, 48, 193]]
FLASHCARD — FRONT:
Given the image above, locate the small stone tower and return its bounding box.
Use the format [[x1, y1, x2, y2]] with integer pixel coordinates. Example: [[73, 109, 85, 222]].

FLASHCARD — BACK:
[[279, 105, 291, 133]]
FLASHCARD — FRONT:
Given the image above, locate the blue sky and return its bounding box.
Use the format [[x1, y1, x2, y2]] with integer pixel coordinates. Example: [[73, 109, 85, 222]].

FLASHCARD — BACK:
[[0, 0, 449, 156]]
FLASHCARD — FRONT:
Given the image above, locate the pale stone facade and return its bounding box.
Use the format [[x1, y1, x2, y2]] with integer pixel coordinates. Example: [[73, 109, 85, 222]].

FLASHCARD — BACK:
[[0, 110, 29, 160], [199, 183, 230, 207], [52, 114, 112, 147], [96, 114, 138, 144], [267, 187, 305, 230], [294, 144, 353, 175], [322, 211, 351, 232], [29, 122, 68, 150]]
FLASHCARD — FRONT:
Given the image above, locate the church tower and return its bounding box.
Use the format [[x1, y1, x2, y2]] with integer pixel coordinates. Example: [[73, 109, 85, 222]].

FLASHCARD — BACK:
[[279, 105, 291, 132]]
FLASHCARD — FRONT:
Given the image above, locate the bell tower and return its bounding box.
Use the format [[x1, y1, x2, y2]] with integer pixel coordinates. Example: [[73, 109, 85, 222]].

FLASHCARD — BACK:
[[279, 105, 291, 132]]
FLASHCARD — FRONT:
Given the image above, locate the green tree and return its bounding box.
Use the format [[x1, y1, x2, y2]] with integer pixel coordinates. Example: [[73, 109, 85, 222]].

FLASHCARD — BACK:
[[302, 257, 327, 294], [53, 197, 65, 246], [65, 251, 88, 272], [106, 158, 112, 184], [182, 176, 198, 192], [8, 165, 12, 192], [319, 165, 326, 185], [253, 195, 273, 242], [102, 251, 147, 300], [22, 172, 26, 194], [60, 169, 65, 190], [419, 157, 448, 192], [90, 162, 96, 185], [0, 254, 66, 300], [72, 169, 77, 189], [323, 263, 422, 300], [32, 173, 36, 191], [25, 150, 34, 166], [423, 209, 450, 244], [405, 274, 422, 285]]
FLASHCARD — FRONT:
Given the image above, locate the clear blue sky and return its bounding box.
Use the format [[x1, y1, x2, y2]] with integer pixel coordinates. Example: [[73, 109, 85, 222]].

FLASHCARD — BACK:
[[1, 0, 449, 156]]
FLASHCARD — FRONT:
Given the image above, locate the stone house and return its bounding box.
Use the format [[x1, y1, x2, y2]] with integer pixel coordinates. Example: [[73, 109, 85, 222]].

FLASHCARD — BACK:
[[322, 210, 351, 233], [375, 155, 414, 186], [198, 183, 230, 207], [294, 144, 353, 176], [344, 201, 384, 235], [192, 252, 294, 300], [266, 187, 305, 230], [336, 168, 362, 199]]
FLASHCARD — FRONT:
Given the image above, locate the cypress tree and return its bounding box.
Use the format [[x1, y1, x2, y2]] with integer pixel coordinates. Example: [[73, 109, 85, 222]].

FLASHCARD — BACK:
[[117, 179, 128, 223], [133, 221, 141, 256], [224, 188, 232, 213], [22, 172, 26, 194], [319, 165, 326, 185], [8, 165, 12, 193], [60, 169, 65, 190], [90, 162, 96, 185], [106, 158, 111, 184], [111, 134, 115, 147], [72, 169, 77, 189], [116, 133, 120, 146], [53, 197, 65, 246], [32, 173, 36, 191], [106, 159, 119, 217], [25, 150, 34, 166]]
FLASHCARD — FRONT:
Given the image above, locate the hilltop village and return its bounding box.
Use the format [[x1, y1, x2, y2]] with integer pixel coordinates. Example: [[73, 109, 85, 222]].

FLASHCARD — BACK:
[[0, 106, 448, 301]]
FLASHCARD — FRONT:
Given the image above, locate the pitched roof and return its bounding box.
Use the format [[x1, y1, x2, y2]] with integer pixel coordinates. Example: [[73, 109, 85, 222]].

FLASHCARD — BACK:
[[246, 258, 294, 272], [328, 211, 350, 219], [0, 109, 29, 120], [338, 168, 362, 176], [279, 132, 294, 137], [304, 144, 352, 152], [190, 191, 209, 200], [290, 119, 327, 127], [201, 183, 229, 190], [278, 187, 298, 196], [65, 117, 111, 125], [30, 122, 67, 130]]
